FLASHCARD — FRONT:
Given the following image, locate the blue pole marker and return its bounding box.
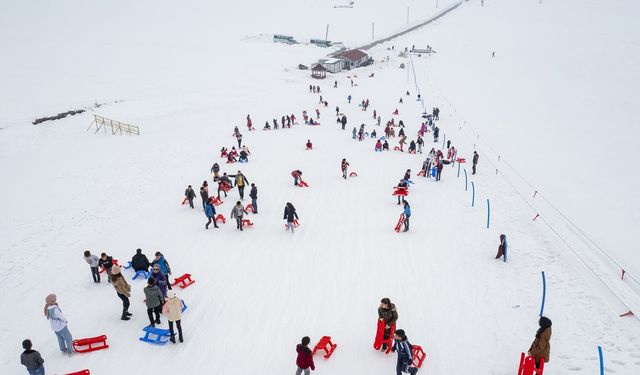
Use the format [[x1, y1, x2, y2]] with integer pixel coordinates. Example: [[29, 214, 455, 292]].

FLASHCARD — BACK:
[[486, 199, 490, 228], [464, 169, 468, 191], [598, 346, 604, 375], [540, 271, 547, 316], [457, 161, 461, 178], [471, 181, 475, 207]]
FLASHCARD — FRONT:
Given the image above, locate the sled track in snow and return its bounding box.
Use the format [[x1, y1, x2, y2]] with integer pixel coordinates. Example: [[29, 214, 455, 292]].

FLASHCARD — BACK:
[[357, 1, 464, 51]]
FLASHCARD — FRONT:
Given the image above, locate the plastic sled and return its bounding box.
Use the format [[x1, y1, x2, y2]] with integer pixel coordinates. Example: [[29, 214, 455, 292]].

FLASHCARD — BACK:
[[171, 273, 195, 289], [139, 326, 171, 345], [73, 335, 108, 353], [313, 336, 337, 359]]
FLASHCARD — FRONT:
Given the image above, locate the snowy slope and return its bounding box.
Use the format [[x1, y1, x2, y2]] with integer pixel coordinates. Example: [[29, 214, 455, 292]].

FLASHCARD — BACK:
[[1, 1, 640, 374]]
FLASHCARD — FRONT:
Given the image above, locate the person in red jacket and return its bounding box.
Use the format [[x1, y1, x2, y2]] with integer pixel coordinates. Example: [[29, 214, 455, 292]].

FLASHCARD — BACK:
[[291, 170, 303, 186], [296, 336, 315, 375]]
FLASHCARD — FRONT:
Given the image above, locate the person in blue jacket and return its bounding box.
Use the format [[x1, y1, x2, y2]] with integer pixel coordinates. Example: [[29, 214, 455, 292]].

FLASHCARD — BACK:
[[402, 201, 411, 232], [151, 252, 172, 277], [205, 199, 219, 229], [392, 329, 418, 375]]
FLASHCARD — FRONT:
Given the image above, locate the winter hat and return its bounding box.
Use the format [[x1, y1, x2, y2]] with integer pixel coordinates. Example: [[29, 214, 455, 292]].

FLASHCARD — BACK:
[[167, 290, 176, 299], [111, 265, 122, 275], [44, 294, 57, 318]]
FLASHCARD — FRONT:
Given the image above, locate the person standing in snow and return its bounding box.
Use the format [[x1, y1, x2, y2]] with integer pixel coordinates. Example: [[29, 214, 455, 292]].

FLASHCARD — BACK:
[[403, 169, 411, 181], [341, 158, 350, 179], [236, 132, 243, 148], [402, 201, 411, 232], [495, 234, 507, 260], [131, 248, 150, 272], [21, 339, 45, 375], [98, 252, 113, 283], [433, 126, 439, 142], [218, 173, 232, 198], [341, 115, 347, 130], [205, 198, 219, 229], [383, 140, 389, 151], [249, 183, 258, 214], [110, 266, 132, 320], [416, 136, 424, 154], [399, 127, 405, 137], [151, 263, 170, 298], [399, 135, 407, 151], [472, 151, 479, 175], [44, 294, 74, 355], [199, 186, 208, 209], [151, 251, 172, 277], [164, 290, 184, 343], [284, 202, 299, 232], [436, 161, 443, 182], [392, 329, 418, 375], [83, 250, 100, 283], [230, 170, 249, 200], [528, 317, 552, 369], [231, 201, 249, 231], [143, 278, 163, 327], [291, 170, 303, 186], [295, 336, 315, 375], [184, 185, 196, 209], [378, 298, 398, 351]]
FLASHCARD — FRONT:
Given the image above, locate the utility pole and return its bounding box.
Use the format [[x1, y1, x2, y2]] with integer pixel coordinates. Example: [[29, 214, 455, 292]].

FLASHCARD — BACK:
[[371, 22, 374, 41], [325, 24, 329, 42], [407, 6, 409, 24]]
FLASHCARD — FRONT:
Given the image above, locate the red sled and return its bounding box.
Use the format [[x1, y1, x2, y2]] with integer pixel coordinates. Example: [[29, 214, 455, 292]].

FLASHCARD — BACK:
[[393, 146, 402, 151], [285, 219, 300, 229], [220, 183, 232, 193], [215, 214, 226, 224], [394, 215, 405, 233], [242, 219, 254, 227], [181, 197, 189, 205], [298, 180, 309, 187], [392, 109, 399, 115], [99, 259, 121, 274], [373, 320, 395, 354], [517, 352, 544, 375], [65, 370, 91, 375], [417, 170, 426, 177], [392, 188, 408, 197], [408, 150, 416, 154], [412, 345, 426, 368], [313, 336, 337, 359], [349, 172, 358, 177], [456, 157, 466, 163], [72, 335, 108, 353], [306, 145, 313, 150], [171, 273, 195, 289], [245, 204, 254, 213], [211, 197, 224, 206]]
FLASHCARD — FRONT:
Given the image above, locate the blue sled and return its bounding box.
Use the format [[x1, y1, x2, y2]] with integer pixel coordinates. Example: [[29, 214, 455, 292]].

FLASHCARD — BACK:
[[431, 168, 437, 177], [132, 269, 150, 280], [239, 159, 247, 163], [123, 261, 133, 270], [139, 326, 171, 345], [181, 299, 187, 313]]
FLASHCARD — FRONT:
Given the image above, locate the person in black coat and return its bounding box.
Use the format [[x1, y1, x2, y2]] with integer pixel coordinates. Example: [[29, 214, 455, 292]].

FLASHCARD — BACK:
[[341, 115, 347, 130], [472, 151, 479, 175], [184, 185, 196, 209], [283, 202, 299, 232], [20, 339, 45, 374], [200, 186, 209, 209], [131, 248, 150, 272], [249, 183, 258, 214], [98, 252, 114, 283]]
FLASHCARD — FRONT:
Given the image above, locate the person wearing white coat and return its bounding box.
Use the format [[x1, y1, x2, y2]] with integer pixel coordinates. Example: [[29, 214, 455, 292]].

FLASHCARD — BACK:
[[44, 294, 74, 355]]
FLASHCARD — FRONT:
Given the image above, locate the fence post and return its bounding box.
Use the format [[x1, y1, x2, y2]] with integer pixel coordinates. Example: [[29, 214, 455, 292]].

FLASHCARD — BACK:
[[540, 271, 547, 316], [471, 181, 475, 207], [457, 161, 461, 178], [486, 199, 490, 228], [598, 346, 604, 375], [464, 169, 468, 191]]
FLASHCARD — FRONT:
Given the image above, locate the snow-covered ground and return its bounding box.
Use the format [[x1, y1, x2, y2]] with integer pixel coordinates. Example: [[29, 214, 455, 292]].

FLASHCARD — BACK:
[[1, 0, 639, 374]]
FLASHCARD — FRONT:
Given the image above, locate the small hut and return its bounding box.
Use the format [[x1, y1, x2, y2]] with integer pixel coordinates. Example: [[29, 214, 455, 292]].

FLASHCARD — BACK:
[[311, 64, 328, 79]]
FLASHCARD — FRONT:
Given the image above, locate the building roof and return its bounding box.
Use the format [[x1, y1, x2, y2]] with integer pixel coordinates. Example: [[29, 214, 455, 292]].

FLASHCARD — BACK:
[[338, 49, 368, 62], [323, 58, 343, 64], [312, 64, 328, 71]]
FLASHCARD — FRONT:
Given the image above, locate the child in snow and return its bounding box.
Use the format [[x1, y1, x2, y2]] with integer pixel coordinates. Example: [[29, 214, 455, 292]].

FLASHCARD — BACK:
[[21, 339, 45, 374], [44, 294, 74, 355], [110, 265, 132, 320], [185, 185, 196, 208], [144, 278, 163, 327], [84, 250, 100, 283], [295, 336, 315, 375], [284, 202, 299, 232], [392, 329, 418, 375], [231, 201, 249, 231], [291, 170, 303, 186], [239, 150, 248, 163], [408, 140, 416, 153], [383, 140, 389, 151], [495, 234, 507, 260], [205, 199, 219, 229], [249, 183, 258, 214], [164, 290, 184, 343], [528, 317, 552, 369], [98, 252, 113, 283], [131, 248, 150, 272], [306, 140, 313, 150], [402, 201, 411, 232], [341, 158, 350, 179], [375, 140, 382, 151], [378, 298, 398, 351]]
